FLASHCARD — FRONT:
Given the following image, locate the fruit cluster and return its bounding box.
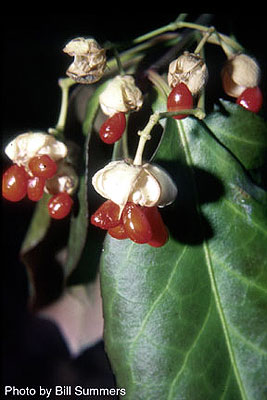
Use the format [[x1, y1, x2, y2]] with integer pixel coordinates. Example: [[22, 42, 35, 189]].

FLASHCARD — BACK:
[[166, 51, 263, 120], [91, 200, 168, 247], [2, 154, 73, 220], [3, 31, 264, 250]]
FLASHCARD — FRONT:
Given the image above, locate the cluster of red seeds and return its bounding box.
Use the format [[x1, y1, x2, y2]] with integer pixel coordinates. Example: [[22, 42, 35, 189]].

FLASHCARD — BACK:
[[2, 155, 73, 219], [91, 200, 168, 247]]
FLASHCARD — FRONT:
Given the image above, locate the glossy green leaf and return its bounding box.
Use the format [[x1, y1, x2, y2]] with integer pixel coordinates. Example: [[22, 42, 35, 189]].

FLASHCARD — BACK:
[[205, 100, 267, 170], [20, 193, 51, 256], [100, 112, 267, 399]]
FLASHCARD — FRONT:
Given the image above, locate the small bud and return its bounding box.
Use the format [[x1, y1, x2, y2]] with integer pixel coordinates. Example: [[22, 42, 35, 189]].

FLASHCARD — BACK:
[[99, 75, 143, 117], [92, 160, 177, 214], [63, 37, 106, 84], [221, 53, 260, 98], [168, 51, 208, 95], [5, 132, 67, 170], [44, 161, 78, 195]]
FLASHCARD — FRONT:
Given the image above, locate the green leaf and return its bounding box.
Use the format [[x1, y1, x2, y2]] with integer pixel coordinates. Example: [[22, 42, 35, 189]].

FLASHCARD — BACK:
[[64, 82, 108, 279], [100, 112, 267, 399], [205, 100, 267, 170], [20, 193, 51, 256]]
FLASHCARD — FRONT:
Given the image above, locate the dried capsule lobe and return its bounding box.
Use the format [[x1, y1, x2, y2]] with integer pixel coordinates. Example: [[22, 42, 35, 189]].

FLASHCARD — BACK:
[[44, 161, 78, 195], [5, 132, 67, 170], [63, 37, 106, 84], [92, 160, 177, 212], [99, 75, 143, 117], [168, 51, 208, 96]]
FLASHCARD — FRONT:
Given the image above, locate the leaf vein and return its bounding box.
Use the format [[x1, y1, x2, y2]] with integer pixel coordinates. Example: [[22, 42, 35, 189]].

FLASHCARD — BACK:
[[167, 297, 213, 400], [128, 245, 188, 367], [229, 324, 267, 357]]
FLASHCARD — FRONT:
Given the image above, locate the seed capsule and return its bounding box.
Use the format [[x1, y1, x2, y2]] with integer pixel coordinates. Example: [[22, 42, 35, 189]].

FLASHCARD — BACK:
[[5, 132, 67, 171], [99, 75, 143, 117], [221, 53, 260, 98], [168, 51, 208, 96], [92, 160, 177, 214], [63, 37, 106, 84]]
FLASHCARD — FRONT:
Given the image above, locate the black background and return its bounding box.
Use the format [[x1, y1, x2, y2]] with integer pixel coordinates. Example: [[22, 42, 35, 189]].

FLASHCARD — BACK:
[[1, 13, 266, 399]]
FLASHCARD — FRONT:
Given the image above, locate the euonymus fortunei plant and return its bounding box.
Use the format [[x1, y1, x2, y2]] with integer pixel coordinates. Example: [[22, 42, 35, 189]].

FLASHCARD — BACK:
[[3, 14, 267, 400]]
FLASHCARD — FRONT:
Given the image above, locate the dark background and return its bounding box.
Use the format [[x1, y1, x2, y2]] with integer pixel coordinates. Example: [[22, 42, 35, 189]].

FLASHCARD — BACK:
[[1, 14, 266, 399]]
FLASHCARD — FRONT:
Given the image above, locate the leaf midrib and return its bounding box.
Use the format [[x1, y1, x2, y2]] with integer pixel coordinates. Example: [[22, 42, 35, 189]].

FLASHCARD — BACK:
[[177, 119, 248, 400]]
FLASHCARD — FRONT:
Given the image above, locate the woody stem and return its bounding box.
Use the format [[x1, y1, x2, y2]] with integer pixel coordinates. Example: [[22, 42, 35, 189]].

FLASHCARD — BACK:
[[133, 113, 160, 166], [49, 78, 75, 136]]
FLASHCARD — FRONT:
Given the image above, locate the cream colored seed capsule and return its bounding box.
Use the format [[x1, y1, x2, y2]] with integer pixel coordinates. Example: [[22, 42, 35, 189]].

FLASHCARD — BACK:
[[99, 75, 143, 117], [221, 53, 260, 98], [5, 132, 67, 170], [63, 37, 106, 84], [168, 51, 208, 96], [92, 160, 177, 215]]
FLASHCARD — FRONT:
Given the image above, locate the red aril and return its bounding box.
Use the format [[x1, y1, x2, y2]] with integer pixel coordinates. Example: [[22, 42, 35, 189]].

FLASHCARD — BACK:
[[108, 223, 128, 240], [236, 86, 263, 113], [28, 154, 57, 179], [2, 164, 28, 202], [99, 112, 126, 144], [27, 176, 46, 201], [48, 192, 73, 219], [91, 200, 121, 229], [122, 202, 152, 244], [167, 83, 193, 119], [143, 206, 168, 247]]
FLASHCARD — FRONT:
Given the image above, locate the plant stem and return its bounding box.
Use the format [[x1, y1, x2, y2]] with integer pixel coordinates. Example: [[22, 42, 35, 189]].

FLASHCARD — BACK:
[[159, 108, 206, 120], [133, 113, 160, 165], [132, 17, 242, 59], [194, 27, 215, 54], [49, 78, 75, 136], [113, 48, 125, 75], [132, 14, 187, 44], [133, 107, 205, 166]]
